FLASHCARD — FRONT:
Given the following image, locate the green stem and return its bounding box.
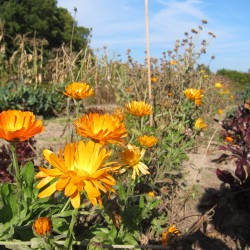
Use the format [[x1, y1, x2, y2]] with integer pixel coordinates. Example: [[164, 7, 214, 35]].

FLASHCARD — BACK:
[[9, 142, 21, 191], [64, 208, 78, 250], [60, 198, 71, 213]]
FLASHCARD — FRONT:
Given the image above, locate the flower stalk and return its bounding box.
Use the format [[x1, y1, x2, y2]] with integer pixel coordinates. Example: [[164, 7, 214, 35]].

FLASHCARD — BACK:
[[64, 208, 78, 249]]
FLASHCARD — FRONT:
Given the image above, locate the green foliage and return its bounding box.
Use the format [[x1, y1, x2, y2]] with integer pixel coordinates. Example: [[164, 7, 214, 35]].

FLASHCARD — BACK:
[[0, 0, 90, 55], [0, 82, 66, 117]]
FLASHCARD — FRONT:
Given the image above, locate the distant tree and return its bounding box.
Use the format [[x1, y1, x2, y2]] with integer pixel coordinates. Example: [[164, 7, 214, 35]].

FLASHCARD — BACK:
[[0, 0, 90, 55]]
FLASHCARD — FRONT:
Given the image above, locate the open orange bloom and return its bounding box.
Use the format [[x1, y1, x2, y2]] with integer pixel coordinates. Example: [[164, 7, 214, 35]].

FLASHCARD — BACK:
[[138, 135, 158, 147], [183, 88, 204, 106], [125, 101, 152, 117], [74, 113, 127, 145], [33, 217, 52, 237], [225, 136, 234, 142], [112, 107, 125, 122], [0, 110, 44, 142], [162, 225, 180, 246], [120, 144, 150, 180], [194, 118, 207, 130], [63, 82, 94, 99], [36, 140, 120, 208], [151, 77, 158, 83]]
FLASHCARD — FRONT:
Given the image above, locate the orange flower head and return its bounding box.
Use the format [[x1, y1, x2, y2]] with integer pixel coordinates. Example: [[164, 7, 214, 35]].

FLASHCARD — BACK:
[[147, 191, 155, 197], [138, 135, 158, 147], [125, 101, 153, 117], [74, 113, 127, 145], [36, 140, 120, 208], [112, 108, 125, 122], [151, 77, 158, 83], [0, 110, 44, 142], [64, 82, 94, 100], [120, 144, 150, 180], [225, 136, 234, 142], [33, 217, 52, 237], [183, 88, 204, 106], [218, 109, 223, 115], [170, 60, 177, 65], [162, 225, 180, 246], [194, 118, 207, 130]]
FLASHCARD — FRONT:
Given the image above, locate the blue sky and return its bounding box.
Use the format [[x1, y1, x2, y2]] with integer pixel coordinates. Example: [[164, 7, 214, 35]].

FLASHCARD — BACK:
[[57, 0, 250, 73]]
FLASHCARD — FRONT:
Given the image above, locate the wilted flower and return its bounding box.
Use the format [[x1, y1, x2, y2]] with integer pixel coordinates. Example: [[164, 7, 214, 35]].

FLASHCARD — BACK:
[[36, 140, 120, 208], [63, 82, 94, 100], [138, 135, 158, 147], [125, 101, 152, 117], [215, 82, 223, 88], [0, 110, 44, 142], [112, 108, 125, 122], [194, 118, 207, 130], [151, 77, 158, 83], [33, 217, 52, 237], [162, 225, 180, 246], [74, 113, 127, 145], [183, 88, 204, 106], [120, 144, 150, 180]]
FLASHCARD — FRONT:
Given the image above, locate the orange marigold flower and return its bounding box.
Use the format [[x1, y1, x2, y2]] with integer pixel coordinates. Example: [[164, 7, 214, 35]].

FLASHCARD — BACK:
[[138, 135, 158, 147], [64, 82, 94, 100], [74, 113, 127, 145], [183, 88, 204, 106], [147, 191, 155, 197], [225, 136, 233, 142], [33, 217, 52, 237], [162, 225, 180, 246], [170, 60, 177, 65], [125, 101, 153, 117], [36, 140, 120, 208], [0, 110, 44, 142], [151, 77, 158, 83], [194, 118, 207, 130], [218, 109, 223, 115], [120, 144, 150, 180], [112, 108, 125, 122]]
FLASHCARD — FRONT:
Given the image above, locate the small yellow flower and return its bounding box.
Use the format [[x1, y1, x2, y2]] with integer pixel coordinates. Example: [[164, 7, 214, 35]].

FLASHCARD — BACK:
[[194, 118, 207, 130], [64, 82, 94, 100], [222, 89, 230, 95], [230, 95, 234, 100], [183, 88, 204, 106], [162, 225, 180, 246], [215, 82, 223, 88], [0, 110, 44, 142], [218, 109, 223, 115], [138, 135, 158, 147], [74, 113, 127, 145], [203, 74, 209, 79], [170, 60, 177, 65], [33, 217, 52, 237], [120, 144, 150, 180], [151, 77, 158, 83], [147, 191, 155, 197], [125, 101, 152, 117]]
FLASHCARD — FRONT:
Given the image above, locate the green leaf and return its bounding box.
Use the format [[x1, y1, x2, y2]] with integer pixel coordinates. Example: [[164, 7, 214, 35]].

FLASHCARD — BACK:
[[52, 217, 69, 234], [139, 195, 145, 209], [117, 181, 126, 203], [1, 183, 15, 205], [21, 161, 35, 188]]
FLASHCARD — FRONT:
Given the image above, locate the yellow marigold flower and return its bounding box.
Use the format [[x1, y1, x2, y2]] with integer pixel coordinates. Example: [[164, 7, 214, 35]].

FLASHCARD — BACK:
[[170, 60, 177, 65], [218, 109, 223, 115], [64, 82, 94, 100], [36, 140, 120, 208], [203, 74, 209, 79], [200, 70, 205, 74], [194, 118, 207, 130], [162, 225, 180, 246], [215, 82, 223, 88], [120, 144, 150, 180], [183, 88, 204, 106], [222, 89, 230, 95], [74, 113, 127, 145], [0, 110, 44, 142], [33, 217, 52, 237], [151, 77, 158, 83], [225, 136, 233, 142], [125, 101, 153, 117], [112, 108, 125, 122], [138, 135, 158, 147], [147, 191, 155, 197]]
